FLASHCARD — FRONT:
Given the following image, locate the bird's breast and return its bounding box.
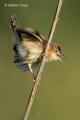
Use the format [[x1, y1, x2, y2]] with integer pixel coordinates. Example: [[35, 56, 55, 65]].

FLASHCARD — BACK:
[[22, 39, 43, 62]]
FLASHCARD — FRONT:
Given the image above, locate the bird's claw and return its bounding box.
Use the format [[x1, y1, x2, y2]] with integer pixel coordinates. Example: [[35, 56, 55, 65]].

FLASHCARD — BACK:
[[33, 79, 40, 85]]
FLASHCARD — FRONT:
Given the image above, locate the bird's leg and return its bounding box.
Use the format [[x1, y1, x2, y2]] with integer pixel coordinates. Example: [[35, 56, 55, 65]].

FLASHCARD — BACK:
[[28, 63, 36, 79], [28, 63, 40, 85]]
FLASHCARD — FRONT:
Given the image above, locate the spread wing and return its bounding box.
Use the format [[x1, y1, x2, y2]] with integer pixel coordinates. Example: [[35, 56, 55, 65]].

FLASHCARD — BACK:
[[14, 28, 45, 61], [16, 28, 46, 44]]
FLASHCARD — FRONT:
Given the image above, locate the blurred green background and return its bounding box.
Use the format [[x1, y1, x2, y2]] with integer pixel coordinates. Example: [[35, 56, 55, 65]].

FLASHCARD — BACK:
[[0, 0, 80, 120]]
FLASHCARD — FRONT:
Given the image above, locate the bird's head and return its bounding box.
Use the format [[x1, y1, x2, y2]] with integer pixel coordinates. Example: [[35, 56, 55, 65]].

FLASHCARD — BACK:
[[47, 43, 63, 62]]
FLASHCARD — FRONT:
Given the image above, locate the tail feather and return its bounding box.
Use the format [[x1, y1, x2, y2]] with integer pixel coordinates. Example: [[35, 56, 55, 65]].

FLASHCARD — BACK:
[[11, 15, 20, 31]]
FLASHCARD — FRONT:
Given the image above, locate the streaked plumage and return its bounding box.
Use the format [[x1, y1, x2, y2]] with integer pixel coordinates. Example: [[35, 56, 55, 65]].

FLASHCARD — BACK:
[[11, 16, 62, 74]]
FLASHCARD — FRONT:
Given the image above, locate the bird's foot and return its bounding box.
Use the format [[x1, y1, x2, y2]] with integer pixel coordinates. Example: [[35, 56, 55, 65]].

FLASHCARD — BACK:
[[33, 79, 40, 85]]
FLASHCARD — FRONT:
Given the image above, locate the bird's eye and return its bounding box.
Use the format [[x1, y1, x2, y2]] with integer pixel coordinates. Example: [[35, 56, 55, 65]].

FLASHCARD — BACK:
[[55, 49, 58, 52]]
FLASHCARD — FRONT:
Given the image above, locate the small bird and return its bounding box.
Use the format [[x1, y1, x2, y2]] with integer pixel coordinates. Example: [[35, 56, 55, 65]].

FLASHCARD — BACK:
[[11, 16, 62, 78]]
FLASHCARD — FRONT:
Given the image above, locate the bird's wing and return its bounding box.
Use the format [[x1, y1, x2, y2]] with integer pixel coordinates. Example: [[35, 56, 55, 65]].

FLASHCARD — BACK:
[[15, 60, 40, 72], [12, 28, 44, 72], [16, 28, 46, 44], [13, 44, 30, 72], [25, 27, 46, 42]]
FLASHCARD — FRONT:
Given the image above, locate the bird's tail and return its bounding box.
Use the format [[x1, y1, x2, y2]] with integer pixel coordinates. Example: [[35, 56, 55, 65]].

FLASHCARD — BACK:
[[11, 15, 20, 31], [11, 15, 21, 44]]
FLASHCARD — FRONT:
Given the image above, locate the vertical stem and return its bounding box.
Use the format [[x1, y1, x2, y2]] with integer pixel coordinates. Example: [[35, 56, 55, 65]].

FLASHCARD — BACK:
[[24, 0, 63, 120]]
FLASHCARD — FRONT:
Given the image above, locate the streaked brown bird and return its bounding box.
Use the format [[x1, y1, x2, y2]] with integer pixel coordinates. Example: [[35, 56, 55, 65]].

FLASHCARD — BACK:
[[11, 16, 62, 78]]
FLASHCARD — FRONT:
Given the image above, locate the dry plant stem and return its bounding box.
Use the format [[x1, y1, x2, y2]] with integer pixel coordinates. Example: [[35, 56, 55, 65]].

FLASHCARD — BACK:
[[23, 0, 63, 120]]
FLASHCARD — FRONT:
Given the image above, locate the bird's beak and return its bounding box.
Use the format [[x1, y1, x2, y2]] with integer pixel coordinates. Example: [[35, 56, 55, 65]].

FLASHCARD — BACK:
[[57, 53, 64, 62], [58, 56, 62, 62]]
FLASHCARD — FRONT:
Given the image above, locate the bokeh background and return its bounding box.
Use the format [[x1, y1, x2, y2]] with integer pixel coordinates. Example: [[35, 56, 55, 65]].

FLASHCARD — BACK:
[[0, 0, 80, 120]]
